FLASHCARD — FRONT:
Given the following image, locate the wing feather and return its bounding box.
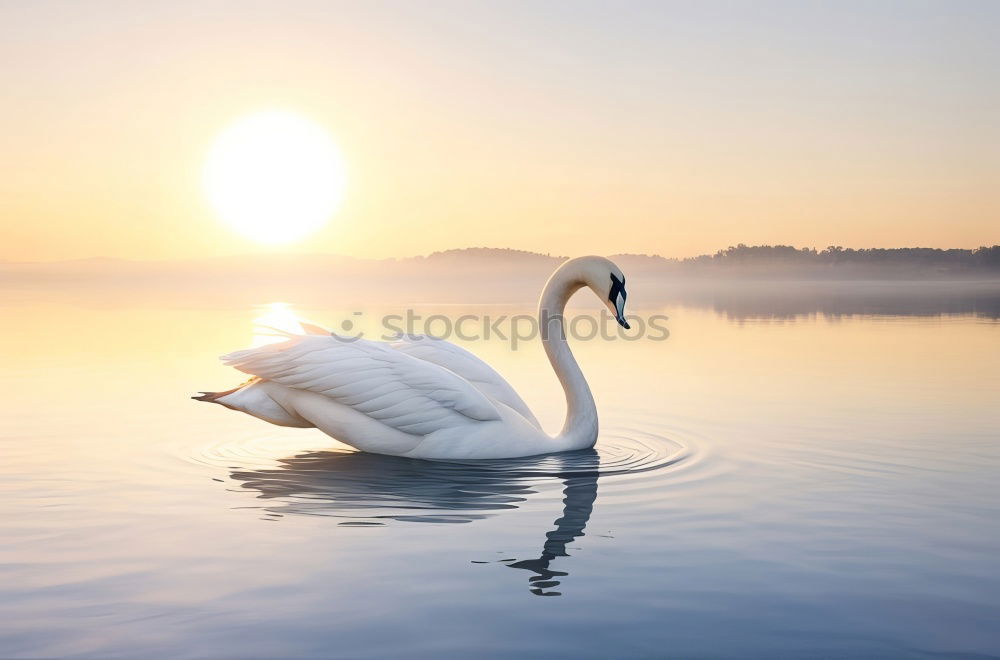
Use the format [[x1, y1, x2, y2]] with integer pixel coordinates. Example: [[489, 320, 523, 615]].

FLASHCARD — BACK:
[[221, 335, 500, 436], [387, 334, 540, 427]]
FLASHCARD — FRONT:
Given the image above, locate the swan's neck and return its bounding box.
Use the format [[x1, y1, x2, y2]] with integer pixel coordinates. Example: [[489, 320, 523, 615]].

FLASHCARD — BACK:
[[539, 267, 598, 451]]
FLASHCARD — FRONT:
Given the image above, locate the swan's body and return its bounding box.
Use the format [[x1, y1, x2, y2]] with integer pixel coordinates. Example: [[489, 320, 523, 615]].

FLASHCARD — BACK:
[[196, 256, 629, 460]]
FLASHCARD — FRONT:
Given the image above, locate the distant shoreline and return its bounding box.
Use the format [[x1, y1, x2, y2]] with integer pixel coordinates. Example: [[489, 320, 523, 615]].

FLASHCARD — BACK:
[[2, 244, 998, 282], [414, 244, 1000, 280], [2, 250, 999, 320]]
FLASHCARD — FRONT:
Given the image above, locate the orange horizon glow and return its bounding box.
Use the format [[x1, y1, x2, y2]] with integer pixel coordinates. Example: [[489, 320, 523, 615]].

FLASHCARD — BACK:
[[0, 3, 997, 263]]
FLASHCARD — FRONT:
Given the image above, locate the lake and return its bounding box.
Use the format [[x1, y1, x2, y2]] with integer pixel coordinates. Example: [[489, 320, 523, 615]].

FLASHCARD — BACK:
[[1, 284, 998, 658]]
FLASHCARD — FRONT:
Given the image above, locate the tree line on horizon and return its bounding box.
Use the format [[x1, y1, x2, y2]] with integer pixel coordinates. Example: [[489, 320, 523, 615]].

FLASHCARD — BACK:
[[429, 244, 1000, 273], [689, 244, 1000, 269]]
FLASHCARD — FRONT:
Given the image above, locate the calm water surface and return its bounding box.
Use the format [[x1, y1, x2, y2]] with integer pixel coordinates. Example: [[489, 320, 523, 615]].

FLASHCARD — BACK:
[[1, 293, 999, 658]]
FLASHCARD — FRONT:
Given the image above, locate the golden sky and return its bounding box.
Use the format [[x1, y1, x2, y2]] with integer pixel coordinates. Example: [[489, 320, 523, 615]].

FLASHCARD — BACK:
[[1, 1, 997, 262]]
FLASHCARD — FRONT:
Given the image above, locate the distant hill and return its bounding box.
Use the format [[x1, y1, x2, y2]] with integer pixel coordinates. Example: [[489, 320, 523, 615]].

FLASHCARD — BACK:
[[2, 244, 998, 315], [2, 244, 998, 289], [417, 244, 1000, 277], [424, 247, 566, 262]]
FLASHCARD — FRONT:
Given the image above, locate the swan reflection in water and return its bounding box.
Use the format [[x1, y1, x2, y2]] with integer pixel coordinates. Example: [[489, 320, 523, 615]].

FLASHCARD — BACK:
[[229, 448, 600, 596]]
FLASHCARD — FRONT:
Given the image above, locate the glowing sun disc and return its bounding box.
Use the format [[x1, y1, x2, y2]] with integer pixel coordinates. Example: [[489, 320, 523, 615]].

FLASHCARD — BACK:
[[203, 111, 346, 244]]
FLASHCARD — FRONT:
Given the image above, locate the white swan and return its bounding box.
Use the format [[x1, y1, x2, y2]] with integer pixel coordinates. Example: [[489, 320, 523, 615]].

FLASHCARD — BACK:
[[195, 256, 630, 460]]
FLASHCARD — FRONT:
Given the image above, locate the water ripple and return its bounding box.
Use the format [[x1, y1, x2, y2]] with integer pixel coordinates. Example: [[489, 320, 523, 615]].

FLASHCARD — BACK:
[[180, 423, 714, 525]]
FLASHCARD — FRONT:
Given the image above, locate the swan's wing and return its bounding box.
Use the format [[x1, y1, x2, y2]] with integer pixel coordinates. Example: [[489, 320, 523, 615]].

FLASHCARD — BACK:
[[387, 334, 540, 427], [221, 334, 500, 436], [252, 317, 330, 340], [298, 320, 332, 336]]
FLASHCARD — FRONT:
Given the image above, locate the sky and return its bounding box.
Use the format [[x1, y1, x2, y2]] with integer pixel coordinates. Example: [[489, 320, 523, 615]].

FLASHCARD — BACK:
[[1, 0, 997, 262]]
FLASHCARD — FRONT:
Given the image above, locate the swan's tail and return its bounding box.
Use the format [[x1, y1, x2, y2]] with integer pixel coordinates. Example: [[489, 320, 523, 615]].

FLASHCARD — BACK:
[[192, 377, 312, 428], [192, 378, 257, 406]]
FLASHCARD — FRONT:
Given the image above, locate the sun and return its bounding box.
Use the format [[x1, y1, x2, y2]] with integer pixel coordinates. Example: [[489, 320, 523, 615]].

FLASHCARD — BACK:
[[203, 110, 346, 244]]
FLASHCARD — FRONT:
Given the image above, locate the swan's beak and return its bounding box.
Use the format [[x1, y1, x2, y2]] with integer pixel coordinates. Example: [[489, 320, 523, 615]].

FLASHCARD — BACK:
[[614, 295, 630, 329], [609, 273, 629, 329]]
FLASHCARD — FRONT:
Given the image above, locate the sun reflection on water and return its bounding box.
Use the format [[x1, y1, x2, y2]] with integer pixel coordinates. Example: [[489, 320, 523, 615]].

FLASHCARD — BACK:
[[251, 302, 305, 347]]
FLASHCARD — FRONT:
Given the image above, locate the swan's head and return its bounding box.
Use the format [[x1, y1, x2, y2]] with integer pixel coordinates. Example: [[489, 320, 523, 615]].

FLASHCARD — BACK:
[[608, 270, 629, 329], [572, 256, 630, 329]]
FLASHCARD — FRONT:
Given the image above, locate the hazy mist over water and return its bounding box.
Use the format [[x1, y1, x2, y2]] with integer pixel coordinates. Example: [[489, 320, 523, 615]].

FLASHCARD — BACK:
[[3, 249, 1000, 318], [1, 273, 998, 657]]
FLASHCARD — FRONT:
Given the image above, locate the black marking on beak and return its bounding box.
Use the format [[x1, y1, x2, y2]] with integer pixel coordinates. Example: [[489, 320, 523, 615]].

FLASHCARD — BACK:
[[610, 273, 629, 329]]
